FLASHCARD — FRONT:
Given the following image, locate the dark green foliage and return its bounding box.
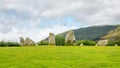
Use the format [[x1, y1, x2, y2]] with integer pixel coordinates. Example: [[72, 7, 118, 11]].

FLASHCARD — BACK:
[[107, 41, 120, 46], [55, 35, 65, 46], [39, 35, 65, 46], [38, 40, 48, 45], [0, 41, 20, 47], [65, 40, 75, 46], [76, 40, 96, 46]]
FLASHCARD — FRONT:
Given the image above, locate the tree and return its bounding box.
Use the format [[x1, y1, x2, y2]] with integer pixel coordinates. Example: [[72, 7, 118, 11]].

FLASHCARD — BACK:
[[38, 40, 48, 45], [76, 40, 96, 46], [55, 35, 65, 46], [0, 41, 20, 47]]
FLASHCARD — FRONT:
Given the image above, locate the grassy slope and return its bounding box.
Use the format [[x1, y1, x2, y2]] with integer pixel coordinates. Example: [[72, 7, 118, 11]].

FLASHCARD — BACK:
[[0, 46, 120, 68]]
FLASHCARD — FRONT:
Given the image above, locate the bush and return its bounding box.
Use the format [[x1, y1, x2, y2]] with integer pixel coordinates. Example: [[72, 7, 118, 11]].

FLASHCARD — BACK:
[[76, 40, 96, 46], [38, 40, 48, 45], [55, 35, 65, 46], [0, 41, 20, 47], [107, 41, 120, 46]]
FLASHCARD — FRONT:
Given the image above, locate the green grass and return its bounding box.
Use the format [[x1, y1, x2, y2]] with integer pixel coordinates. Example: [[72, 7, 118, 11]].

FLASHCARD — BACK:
[[0, 46, 120, 68]]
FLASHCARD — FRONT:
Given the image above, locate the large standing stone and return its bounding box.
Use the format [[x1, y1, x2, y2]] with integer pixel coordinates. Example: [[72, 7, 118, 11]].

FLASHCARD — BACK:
[[65, 31, 76, 45], [20, 37, 25, 46], [96, 40, 108, 46], [48, 33, 56, 45]]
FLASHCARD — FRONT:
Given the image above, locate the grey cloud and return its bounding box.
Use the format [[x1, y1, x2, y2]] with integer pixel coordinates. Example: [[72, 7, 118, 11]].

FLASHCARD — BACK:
[[0, 25, 12, 33], [41, 0, 120, 25], [0, 0, 120, 27]]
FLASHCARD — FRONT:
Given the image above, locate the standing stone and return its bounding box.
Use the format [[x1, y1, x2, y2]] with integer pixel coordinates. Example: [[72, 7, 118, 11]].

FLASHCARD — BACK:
[[80, 43, 84, 46], [20, 37, 25, 46], [25, 37, 30, 46], [29, 39, 35, 46], [25, 37, 35, 46], [20, 37, 35, 46], [48, 33, 56, 45], [65, 31, 76, 45], [96, 40, 108, 46], [114, 44, 118, 46]]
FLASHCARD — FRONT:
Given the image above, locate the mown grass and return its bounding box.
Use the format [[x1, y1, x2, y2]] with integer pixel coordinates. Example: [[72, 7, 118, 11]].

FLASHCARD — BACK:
[[0, 46, 120, 68]]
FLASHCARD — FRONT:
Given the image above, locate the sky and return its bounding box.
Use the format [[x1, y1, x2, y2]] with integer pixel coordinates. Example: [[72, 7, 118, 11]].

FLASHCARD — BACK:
[[0, 0, 120, 42]]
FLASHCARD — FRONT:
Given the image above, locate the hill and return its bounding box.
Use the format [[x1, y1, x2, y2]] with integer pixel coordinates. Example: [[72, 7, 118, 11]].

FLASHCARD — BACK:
[[58, 25, 117, 41], [102, 25, 120, 42], [39, 25, 118, 45]]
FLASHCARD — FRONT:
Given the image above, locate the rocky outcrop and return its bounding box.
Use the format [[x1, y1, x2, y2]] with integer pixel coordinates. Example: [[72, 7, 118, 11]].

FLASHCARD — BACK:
[[96, 40, 108, 46]]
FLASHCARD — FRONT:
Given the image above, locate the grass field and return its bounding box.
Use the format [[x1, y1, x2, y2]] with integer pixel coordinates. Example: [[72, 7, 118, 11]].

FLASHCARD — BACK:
[[0, 46, 120, 68]]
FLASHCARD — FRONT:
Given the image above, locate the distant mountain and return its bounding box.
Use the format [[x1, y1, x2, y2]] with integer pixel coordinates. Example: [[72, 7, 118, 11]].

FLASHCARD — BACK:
[[42, 25, 118, 42], [58, 25, 117, 41]]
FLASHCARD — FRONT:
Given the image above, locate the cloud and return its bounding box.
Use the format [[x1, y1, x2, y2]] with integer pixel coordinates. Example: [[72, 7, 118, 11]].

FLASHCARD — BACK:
[[0, 0, 120, 42], [1, 0, 120, 25], [42, 0, 120, 24], [0, 25, 71, 42]]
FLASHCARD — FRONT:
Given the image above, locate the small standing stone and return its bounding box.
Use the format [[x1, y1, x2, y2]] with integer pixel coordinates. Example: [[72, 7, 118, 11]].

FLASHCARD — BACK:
[[25, 37, 35, 46], [80, 43, 84, 46], [114, 44, 118, 46]]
